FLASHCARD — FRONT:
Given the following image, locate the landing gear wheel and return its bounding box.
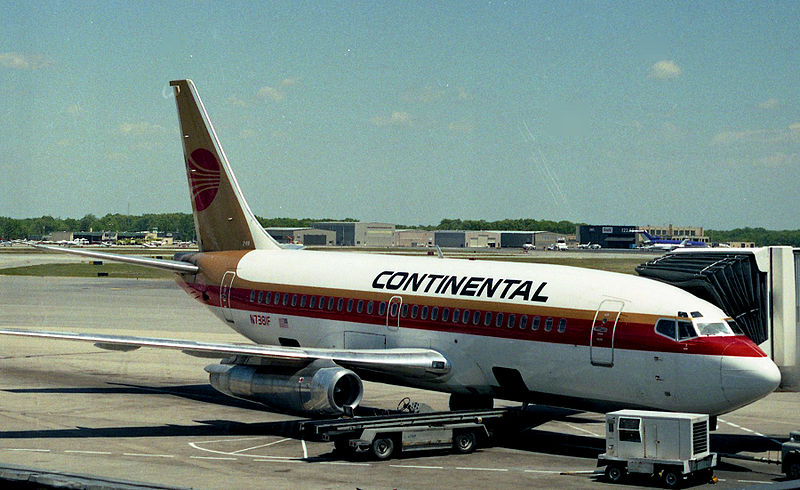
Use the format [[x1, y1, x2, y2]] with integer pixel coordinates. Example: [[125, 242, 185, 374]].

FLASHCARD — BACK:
[[661, 469, 682, 488], [371, 436, 395, 460], [604, 464, 625, 483], [453, 431, 476, 454]]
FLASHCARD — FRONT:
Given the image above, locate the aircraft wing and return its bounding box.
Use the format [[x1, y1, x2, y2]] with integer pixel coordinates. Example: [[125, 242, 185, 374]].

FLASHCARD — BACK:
[[0, 328, 450, 380], [31, 244, 198, 274]]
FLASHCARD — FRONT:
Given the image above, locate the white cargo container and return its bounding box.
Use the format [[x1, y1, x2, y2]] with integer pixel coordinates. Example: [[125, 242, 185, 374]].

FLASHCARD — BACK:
[[598, 410, 716, 488]]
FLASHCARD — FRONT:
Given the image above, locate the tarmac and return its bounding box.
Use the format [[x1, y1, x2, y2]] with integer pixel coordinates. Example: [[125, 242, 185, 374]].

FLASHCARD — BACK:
[[0, 274, 797, 489]]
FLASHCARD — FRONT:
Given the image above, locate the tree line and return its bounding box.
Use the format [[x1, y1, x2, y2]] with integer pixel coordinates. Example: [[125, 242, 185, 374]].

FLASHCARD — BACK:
[[2, 214, 800, 247]]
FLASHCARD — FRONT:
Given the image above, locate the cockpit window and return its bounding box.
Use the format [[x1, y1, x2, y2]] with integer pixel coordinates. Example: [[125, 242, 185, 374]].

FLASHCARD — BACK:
[[655, 319, 677, 340], [678, 320, 697, 340], [726, 318, 745, 335], [695, 322, 733, 336]]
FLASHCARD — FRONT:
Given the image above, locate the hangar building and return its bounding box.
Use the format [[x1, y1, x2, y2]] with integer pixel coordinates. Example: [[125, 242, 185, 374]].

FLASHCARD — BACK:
[[312, 222, 395, 247], [577, 225, 638, 249]]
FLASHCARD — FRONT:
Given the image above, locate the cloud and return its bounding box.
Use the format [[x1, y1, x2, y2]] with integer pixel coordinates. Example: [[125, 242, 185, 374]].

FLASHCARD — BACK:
[[713, 123, 800, 145], [64, 104, 82, 116], [117, 122, 168, 136], [757, 98, 780, 110], [257, 85, 284, 101], [371, 111, 412, 127], [757, 152, 798, 168], [227, 96, 248, 108], [281, 77, 301, 87], [0, 52, 52, 70], [649, 60, 682, 80], [448, 121, 474, 133]]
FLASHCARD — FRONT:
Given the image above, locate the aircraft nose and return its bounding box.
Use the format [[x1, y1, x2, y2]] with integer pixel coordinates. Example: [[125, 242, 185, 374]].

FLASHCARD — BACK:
[[720, 344, 781, 406]]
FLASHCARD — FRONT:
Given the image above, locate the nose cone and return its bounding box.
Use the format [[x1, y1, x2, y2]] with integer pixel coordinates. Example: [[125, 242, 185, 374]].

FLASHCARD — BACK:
[[721, 343, 782, 408]]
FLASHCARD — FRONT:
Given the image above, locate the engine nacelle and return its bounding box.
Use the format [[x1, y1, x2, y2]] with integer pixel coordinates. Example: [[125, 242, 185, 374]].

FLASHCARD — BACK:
[[205, 361, 363, 416]]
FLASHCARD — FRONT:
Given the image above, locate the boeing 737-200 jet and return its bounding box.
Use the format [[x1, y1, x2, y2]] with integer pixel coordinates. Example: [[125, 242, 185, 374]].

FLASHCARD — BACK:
[[0, 80, 781, 418]]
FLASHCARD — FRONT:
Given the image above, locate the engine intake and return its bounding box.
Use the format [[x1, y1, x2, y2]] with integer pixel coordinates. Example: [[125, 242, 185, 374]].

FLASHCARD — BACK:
[[205, 360, 363, 416]]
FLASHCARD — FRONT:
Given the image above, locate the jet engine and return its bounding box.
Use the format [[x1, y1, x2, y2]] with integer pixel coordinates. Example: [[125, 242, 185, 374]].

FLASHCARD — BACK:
[[205, 360, 363, 416]]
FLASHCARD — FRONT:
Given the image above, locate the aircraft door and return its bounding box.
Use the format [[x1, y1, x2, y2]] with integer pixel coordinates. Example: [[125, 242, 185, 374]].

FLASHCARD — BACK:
[[386, 295, 402, 332], [220, 271, 236, 323], [590, 299, 624, 367]]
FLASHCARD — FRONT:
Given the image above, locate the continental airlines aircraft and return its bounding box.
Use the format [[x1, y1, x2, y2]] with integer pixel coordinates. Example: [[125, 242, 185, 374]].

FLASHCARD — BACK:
[[0, 80, 781, 418]]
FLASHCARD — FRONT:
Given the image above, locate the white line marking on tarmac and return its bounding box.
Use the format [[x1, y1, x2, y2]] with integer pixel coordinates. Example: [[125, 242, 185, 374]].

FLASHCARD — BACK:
[[254, 458, 305, 463], [455, 466, 508, 472], [123, 453, 175, 458], [190, 456, 238, 461], [719, 418, 783, 445], [560, 421, 601, 437], [64, 450, 112, 455], [390, 464, 444, 470], [301, 439, 308, 459], [319, 461, 371, 466], [524, 469, 565, 474], [230, 438, 291, 454], [6, 448, 50, 452]]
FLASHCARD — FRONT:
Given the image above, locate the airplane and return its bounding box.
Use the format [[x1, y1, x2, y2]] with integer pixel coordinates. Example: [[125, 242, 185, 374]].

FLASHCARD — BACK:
[[0, 80, 781, 420], [636, 230, 707, 250]]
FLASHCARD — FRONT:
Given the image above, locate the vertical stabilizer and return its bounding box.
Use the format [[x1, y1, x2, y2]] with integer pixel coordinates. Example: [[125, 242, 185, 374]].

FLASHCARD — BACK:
[[170, 79, 280, 252]]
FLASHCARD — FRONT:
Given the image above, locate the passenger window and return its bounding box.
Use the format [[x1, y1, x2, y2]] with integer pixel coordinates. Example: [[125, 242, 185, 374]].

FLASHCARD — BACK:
[[519, 315, 528, 330], [420, 305, 428, 320], [250, 291, 256, 303], [431, 306, 439, 321], [327, 297, 334, 310], [347, 298, 353, 312], [291, 294, 298, 307], [544, 317, 553, 332], [462, 310, 470, 324], [274, 293, 281, 305], [378, 302, 386, 316], [411, 305, 418, 318], [558, 318, 566, 333], [507, 314, 516, 328], [300, 295, 307, 308], [265, 292, 272, 304], [678, 320, 697, 340], [357, 300, 363, 313], [337, 298, 343, 311], [452, 309, 460, 323], [282, 294, 289, 306], [656, 319, 677, 340], [495, 312, 504, 327], [532, 316, 540, 331], [389, 302, 398, 317], [484, 312, 493, 326], [441, 308, 450, 322], [309, 296, 316, 309], [401, 304, 408, 318], [366, 301, 374, 315]]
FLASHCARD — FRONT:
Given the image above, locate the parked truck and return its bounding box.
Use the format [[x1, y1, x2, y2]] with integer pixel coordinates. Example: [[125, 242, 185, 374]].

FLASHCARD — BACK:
[[782, 430, 800, 479], [597, 410, 717, 488]]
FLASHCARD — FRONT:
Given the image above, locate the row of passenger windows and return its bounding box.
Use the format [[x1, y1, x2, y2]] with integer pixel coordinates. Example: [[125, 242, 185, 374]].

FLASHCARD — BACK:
[[248, 290, 568, 333]]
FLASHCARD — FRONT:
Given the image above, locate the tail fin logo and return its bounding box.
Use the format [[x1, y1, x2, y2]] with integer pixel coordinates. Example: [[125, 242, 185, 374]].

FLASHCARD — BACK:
[[187, 148, 221, 212]]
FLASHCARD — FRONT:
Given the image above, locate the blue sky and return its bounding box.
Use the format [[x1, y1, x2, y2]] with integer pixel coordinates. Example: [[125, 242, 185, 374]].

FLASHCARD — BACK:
[[2, 1, 798, 229]]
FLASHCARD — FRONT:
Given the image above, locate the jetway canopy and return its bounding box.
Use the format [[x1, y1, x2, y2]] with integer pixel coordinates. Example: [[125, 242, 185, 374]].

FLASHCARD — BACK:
[[636, 252, 768, 344], [636, 247, 799, 390]]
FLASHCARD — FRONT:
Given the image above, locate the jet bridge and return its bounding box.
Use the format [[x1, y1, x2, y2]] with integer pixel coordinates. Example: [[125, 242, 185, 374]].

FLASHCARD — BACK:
[[637, 246, 799, 390]]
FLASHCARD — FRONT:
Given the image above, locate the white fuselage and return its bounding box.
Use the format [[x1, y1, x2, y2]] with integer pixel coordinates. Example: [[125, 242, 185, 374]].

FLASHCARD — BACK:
[[186, 249, 780, 415]]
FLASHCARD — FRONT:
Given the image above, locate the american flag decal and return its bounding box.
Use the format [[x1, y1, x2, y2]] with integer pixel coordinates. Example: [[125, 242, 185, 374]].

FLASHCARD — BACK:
[[279, 318, 288, 329]]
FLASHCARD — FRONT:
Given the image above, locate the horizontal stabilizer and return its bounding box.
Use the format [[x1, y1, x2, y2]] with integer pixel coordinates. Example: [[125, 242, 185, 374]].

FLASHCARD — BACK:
[[31, 244, 198, 274]]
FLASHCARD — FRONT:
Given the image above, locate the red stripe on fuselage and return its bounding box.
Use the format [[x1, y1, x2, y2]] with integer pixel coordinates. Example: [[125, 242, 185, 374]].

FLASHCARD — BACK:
[[185, 281, 766, 358]]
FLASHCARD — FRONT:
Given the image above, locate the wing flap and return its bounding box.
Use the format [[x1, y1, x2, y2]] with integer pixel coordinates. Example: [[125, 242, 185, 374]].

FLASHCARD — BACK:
[[0, 328, 450, 380]]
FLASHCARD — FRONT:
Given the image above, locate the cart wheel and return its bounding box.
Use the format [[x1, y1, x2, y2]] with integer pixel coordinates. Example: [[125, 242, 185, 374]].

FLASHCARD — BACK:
[[604, 464, 625, 483], [453, 431, 476, 454], [371, 436, 395, 460], [661, 469, 682, 488]]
